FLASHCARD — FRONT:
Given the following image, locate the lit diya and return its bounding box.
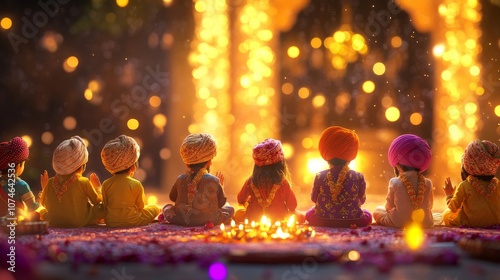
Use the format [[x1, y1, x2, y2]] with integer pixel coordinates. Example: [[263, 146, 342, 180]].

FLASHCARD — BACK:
[[217, 215, 315, 242], [2, 210, 48, 236]]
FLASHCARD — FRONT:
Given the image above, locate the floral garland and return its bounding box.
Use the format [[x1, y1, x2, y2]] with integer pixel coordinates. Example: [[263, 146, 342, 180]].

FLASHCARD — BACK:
[[250, 181, 280, 213], [53, 174, 80, 202], [468, 176, 498, 197], [326, 164, 350, 202], [186, 168, 208, 210], [400, 173, 426, 210]]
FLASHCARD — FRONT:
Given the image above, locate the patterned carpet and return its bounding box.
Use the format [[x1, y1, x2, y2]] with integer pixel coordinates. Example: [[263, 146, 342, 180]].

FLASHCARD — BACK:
[[3, 222, 498, 277]]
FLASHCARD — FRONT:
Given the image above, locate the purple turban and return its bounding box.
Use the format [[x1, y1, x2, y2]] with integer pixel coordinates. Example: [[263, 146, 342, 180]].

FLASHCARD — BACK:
[[388, 134, 432, 172]]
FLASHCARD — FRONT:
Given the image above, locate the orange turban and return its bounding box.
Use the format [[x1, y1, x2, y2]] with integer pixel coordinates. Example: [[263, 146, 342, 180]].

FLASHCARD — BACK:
[[318, 126, 359, 161]]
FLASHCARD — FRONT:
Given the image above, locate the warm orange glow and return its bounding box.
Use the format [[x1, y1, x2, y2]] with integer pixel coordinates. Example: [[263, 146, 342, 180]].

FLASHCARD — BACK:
[[362, 80, 375, 93], [21, 135, 33, 148], [116, 0, 128, 8], [1, 17, 12, 30], [127, 118, 139, 130], [385, 107, 400, 122], [287, 46, 300, 58], [405, 222, 425, 250]]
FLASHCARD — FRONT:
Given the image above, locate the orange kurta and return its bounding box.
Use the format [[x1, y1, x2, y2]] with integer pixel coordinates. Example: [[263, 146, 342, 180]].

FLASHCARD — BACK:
[[237, 178, 298, 221]]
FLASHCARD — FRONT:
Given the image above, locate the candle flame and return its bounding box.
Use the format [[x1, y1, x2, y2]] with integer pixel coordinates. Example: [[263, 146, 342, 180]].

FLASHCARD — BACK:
[[220, 223, 225, 231], [287, 215, 295, 228]]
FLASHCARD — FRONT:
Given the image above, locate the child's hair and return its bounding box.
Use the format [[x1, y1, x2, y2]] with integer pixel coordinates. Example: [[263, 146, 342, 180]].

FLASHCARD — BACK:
[[461, 166, 494, 182], [251, 159, 290, 188], [186, 161, 209, 179], [328, 158, 348, 166], [114, 162, 137, 175], [394, 164, 420, 176]]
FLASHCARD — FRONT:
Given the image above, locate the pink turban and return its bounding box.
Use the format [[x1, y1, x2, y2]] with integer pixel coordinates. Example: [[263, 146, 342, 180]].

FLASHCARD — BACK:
[[52, 136, 89, 175], [180, 133, 217, 165], [101, 135, 140, 174], [462, 140, 500, 175], [0, 137, 29, 170], [388, 134, 432, 172], [253, 138, 284, 166], [318, 126, 359, 161]]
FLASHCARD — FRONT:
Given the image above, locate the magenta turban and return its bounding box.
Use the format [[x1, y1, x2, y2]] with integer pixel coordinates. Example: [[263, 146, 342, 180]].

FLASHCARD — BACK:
[[388, 134, 432, 172], [253, 138, 284, 166]]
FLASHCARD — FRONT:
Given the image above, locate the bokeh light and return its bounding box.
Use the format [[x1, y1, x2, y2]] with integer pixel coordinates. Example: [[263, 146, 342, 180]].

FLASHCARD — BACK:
[[21, 135, 32, 148], [347, 250, 361, 261], [372, 62, 386, 76], [385, 107, 400, 122], [116, 0, 128, 8], [287, 46, 300, 58], [208, 262, 227, 280], [362, 80, 375, 93], [1, 17, 12, 30], [153, 114, 167, 128], [495, 105, 500, 117], [409, 113, 423, 126], [149, 96, 162, 107], [63, 116, 77, 130], [127, 118, 139, 130], [41, 132, 54, 145], [301, 137, 314, 149], [310, 37, 322, 49], [405, 222, 424, 250], [63, 56, 79, 73], [390, 36, 402, 48], [298, 87, 310, 99], [281, 83, 294, 95]]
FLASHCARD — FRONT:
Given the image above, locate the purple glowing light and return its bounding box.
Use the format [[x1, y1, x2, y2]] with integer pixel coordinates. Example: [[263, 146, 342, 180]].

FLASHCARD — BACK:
[[208, 262, 227, 280]]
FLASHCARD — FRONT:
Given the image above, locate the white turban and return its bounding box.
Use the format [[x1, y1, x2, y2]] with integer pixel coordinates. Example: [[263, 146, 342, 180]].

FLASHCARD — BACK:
[[52, 136, 89, 175]]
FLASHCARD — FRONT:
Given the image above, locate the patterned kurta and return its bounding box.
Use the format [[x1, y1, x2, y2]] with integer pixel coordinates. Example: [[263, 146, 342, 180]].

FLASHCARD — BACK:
[[311, 166, 366, 220], [237, 178, 298, 221], [168, 173, 231, 226], [443, 178, 500, 227], [40, 174, 103, 228], [102, 174, 160, 227]]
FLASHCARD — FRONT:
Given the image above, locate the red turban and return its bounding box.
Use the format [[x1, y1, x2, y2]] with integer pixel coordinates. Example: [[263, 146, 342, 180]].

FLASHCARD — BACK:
[[462, 139, 500, 175], [253, 138, 284, 166], [388, 134, 431, 172], [0, 137, 29, 171], [318, 126, 359, 161]]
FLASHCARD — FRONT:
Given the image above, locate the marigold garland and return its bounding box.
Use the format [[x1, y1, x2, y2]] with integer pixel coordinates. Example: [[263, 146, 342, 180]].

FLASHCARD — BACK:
[[400, 173, 426, 210], [468, 176, 498, 198], [186, 168, 208, 209], [54, 174, 80, 202], [326, 165, 350, 202], [250, 182, 280, 213]]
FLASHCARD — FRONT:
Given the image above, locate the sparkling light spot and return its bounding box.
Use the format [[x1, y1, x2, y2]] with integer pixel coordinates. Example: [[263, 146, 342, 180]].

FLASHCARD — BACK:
[[127, 118, 139, 130], [307, 157, 326, 174], [495, 105, 500, 117], [63, 116, 77, 130], [1, 17, 12, 30], [312, 95, 326, 108], [41, 132, 54, 145], [287, 46, 300, 58], [410, 113, 423, 125], [208, 262, 227, 280], [159, 148, 171, 160], [469, 65, 480, 76], [302, 137, 314, 149], [149, 96, 162, 107], [298, 87, 310, 99], [116, 0, 128, 8], [391, 36, 402, 48], [84, 89, 93, 100], [373, 62, 386, 76], [282, 143, 294, 158], [432, 44, 445, 57], [21, 135, 33, 148], [310, 37, 322, 49], [405, 222, 425, 250], [282, 83, 294, 95], [347, 250, 360, 261], [385, 107, 400, 122], [362, 80, 375, 93], [153, 114, 167, 128]]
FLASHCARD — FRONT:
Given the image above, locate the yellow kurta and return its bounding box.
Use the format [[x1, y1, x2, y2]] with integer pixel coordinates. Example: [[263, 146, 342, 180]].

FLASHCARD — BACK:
[[443, 178, 500, 227], [40, 174, 103, 228], [102, 174, 160, 227]]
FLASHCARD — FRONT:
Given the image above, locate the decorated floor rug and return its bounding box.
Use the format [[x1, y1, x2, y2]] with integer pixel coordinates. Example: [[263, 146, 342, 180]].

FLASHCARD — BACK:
[[4, 222, 498, 274]]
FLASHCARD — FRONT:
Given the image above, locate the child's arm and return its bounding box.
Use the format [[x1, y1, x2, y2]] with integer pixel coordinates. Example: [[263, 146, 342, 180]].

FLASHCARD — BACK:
[[215, 172, 227, 208], [445, 181, 465, 212], [310, 174, 320, 203], [284, 181, 298, 211], [358, 174, 367, 205], [39, 171, 49, 205], [84, 177, 102, 205], [136, 183, 146, 210], [384, 180, 396, 211], [237, 180, 251, 205], [89, 173, 102, 195], [16, 180, 39, 212]]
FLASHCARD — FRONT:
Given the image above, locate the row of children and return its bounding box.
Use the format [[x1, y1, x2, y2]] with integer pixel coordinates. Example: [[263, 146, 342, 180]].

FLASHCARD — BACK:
[[1, 126, 499, 229]]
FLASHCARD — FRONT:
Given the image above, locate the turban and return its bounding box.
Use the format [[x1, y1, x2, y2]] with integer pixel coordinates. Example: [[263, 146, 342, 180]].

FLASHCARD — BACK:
[[253, 138, 284, 166], [101, 135, 140, 174], [52, 136, 89, 175], [0, 137, 29, 171], [462, 139, 500, 176], [388, 134, 432, 172], [180, 133, 217, 165], [318, 126, 359, 161]]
